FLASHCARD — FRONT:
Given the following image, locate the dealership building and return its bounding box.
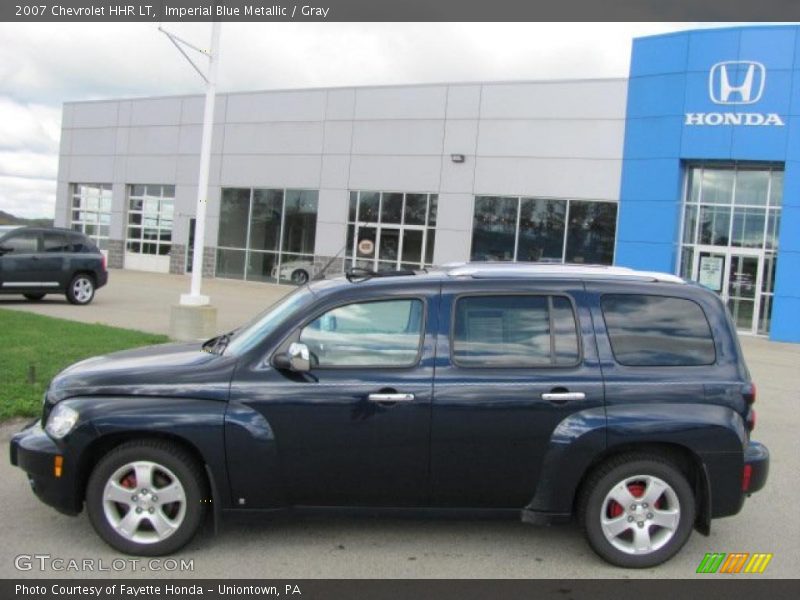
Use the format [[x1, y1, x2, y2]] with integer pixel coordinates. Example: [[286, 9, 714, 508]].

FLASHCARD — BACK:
[[54, 24, 800, 342]]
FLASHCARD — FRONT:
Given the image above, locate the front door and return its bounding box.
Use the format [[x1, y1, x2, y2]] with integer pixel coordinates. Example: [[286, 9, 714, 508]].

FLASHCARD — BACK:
[[229, 286, 438, 507], [691, 247, 763, 334], [0, 230, 44, 290], [430, 280, 604, 508]]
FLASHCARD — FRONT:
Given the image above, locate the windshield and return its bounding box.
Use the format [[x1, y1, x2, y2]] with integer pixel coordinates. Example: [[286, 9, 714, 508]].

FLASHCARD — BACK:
[[224, 286, 316, 356]]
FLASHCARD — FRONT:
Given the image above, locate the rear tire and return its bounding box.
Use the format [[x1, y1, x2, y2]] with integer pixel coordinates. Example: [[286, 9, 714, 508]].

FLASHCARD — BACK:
[[23, 293, 46, 301], [579, 453, 695, 568], [66, 273, 95, 305], [86, 440, 207, 556], [291, 269, 309, 285]]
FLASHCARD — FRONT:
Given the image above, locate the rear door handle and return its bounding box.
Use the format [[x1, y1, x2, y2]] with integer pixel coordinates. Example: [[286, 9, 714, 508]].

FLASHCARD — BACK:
[[367, 393, 415, 403], [541, 392, 586, 401]]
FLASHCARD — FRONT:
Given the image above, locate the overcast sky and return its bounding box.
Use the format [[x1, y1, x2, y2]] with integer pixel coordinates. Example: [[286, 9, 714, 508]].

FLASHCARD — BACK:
[[0, 21, 737, 219]]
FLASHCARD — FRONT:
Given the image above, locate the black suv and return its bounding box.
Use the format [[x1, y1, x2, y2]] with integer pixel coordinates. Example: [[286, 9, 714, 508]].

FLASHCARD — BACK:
[[0, 226, 108, 305], [9, 264, 768, 567]]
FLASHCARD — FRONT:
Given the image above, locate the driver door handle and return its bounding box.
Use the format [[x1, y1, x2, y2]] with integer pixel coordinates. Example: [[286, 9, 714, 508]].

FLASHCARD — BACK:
[[368, 393, 415, 403], [541, 392, 586, 401]]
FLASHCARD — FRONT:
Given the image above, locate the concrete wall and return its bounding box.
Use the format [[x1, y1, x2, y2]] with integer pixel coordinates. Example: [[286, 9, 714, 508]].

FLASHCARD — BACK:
[[55, 79, 628, 270]]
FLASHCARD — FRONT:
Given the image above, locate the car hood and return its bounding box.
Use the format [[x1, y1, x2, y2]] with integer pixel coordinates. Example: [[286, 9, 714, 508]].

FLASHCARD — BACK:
[[47, 342, 238, 404]]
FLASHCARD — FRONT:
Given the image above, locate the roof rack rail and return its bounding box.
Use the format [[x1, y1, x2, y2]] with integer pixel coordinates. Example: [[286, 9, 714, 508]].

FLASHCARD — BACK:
[[345, 267, 418, 283]]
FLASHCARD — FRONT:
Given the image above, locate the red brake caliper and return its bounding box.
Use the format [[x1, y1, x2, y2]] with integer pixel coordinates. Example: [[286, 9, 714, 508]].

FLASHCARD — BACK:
[[608, 482, 655, 518], [121, 474, 136, 489]]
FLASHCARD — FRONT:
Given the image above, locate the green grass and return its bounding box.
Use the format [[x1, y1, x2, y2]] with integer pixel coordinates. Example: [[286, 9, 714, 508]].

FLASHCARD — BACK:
[[0, 309, 169, 419]]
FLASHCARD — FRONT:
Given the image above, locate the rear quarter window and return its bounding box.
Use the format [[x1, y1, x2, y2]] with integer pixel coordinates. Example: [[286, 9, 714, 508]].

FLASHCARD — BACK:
[[600, 294, 716, 367]]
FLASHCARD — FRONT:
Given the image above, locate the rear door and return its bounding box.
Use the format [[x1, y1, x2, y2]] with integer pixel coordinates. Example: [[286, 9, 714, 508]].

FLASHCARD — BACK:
[[0, 230, 44, 290], [430, 278, 605, 508]]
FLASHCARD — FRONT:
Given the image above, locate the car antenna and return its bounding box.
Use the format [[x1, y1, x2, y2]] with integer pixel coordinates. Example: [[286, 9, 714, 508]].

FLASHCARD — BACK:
[[312, 242, 349, 281]]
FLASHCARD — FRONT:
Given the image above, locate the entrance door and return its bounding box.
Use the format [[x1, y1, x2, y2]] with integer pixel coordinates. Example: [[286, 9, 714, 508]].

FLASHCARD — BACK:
[[691, 247, 763, 335]]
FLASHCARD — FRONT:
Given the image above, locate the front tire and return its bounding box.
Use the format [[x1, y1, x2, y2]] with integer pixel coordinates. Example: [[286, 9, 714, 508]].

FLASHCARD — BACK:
[[579, 453, 695, 568], [23, 293, 46, 301], [66, 273, 95, 305], [86, 440, 206, 556]]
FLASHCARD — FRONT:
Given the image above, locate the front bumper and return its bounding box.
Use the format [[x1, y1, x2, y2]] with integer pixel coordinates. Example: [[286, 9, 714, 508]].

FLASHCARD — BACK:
[[743, 440, 769, 494], [9, 420, 82, 515]]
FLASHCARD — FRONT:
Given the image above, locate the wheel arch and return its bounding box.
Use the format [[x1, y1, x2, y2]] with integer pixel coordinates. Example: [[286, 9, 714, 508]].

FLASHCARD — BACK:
[[572, 442, 712, 535]]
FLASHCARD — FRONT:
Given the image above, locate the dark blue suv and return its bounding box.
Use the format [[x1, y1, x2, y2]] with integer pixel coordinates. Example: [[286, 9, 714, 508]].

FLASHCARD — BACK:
[[9, 263, 768, 567]]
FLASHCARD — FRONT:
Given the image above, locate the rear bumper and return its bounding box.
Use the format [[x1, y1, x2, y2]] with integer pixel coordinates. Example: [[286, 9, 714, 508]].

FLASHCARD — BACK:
[[95, 269, 108, 289], [743, 440, 769, 494], [9, 421, 82, 515]]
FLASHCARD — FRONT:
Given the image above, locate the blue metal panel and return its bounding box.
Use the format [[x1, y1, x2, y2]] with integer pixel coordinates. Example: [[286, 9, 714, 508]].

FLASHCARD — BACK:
[[777, 207, 800, 252], [731, 121, 790, 161], [626, 74, 687, 118], [616, 200, 681, 243], [686, 29, 741, 72], [782, 160, 800, 207], [618, 159, 683, 202], [771, 294, 800, 342], [623, 117, 684, 159], [739, 27, 797, 70], [630, 34, 689, 77], [791, 73, 800, 116], [614, 241, 675, 273]]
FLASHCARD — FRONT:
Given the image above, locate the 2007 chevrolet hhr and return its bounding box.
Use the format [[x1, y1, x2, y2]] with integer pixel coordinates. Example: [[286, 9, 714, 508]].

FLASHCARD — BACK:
[[10, 263, 769, 567]]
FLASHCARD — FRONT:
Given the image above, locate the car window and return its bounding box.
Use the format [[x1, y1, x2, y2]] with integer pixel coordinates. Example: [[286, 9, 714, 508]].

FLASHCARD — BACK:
[[68, 234, 96, 253], [300, 299, 424, 368], [601, 294, 716, 366], [0, 231, 39, 253], [452, 295, 580, 367], [43, 232, 69, 253]]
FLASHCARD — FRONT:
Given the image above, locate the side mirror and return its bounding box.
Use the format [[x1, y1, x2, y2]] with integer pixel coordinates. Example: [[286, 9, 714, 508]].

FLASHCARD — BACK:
[[274, 342, 311, 372]]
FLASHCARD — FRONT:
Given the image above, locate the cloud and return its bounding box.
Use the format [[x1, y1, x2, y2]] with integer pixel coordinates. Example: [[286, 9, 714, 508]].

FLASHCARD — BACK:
[[0, 175, 57, 219]]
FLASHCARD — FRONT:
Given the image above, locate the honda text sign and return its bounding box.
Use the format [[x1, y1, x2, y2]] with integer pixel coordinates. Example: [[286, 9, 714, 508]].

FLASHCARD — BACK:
[[685, 60, 784, 126]]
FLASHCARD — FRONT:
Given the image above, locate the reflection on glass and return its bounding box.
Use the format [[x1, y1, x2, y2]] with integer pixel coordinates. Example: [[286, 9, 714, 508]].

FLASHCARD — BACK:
[[453, 295, 578, 367], [216, 249, 246, 279], [358, 192, 380, 222], [218, 188, 250, 248], [699, 205, 731, 245], [404, 194, 427, 225], [470, 196, 517, 261], [682, 205, 697, 244], [300, 299, 423, 367], [770, 171, 783, 207], [250, 189, 283, 251], [565, 201, 616, 264], [246, 251, 278, 283], [381, 193, 403, 224], [402, 229, 423, 264], [282, 190, 318, 254], [701, 168, 734, 205], [517, 198, 566, 262], [379, 228, 400, 262], [735, 170, 769, 206], [601, 295, 715, 366], [730, 208, 766, 248]]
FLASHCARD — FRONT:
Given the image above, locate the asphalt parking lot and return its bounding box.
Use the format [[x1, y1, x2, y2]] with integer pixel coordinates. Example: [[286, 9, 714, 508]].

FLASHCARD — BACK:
[[0, 270, 797, 578]]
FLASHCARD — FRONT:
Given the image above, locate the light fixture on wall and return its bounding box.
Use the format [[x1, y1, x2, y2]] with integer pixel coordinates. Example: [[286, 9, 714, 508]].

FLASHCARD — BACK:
[[450, 154, 466, 163]]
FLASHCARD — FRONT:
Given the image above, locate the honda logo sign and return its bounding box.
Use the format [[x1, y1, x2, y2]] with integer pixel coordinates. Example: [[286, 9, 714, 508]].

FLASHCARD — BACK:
[[685, 60, 784, 127], [709, 61, 766, 105]]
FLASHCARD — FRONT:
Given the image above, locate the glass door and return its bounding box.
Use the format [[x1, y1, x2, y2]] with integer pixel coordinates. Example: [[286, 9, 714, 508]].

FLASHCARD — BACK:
[[692, 247, 763, 335]]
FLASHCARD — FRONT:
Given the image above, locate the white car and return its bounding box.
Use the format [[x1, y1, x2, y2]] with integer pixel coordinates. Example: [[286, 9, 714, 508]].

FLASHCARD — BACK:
[[271, 260, 319, 284]]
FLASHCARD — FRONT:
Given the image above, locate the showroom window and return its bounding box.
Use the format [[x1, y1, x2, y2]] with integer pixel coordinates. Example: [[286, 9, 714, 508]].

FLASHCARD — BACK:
[[346, 191, 437, 271], [70, 183, 112, 250], [470, 196, 617, 265], [216, 188, 318, 285], [126, 185, 175, 256], [679, 163, 783, 336]]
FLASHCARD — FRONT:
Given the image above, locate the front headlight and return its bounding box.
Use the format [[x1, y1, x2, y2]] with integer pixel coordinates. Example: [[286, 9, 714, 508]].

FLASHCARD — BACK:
[[45, 403, 79, 439]]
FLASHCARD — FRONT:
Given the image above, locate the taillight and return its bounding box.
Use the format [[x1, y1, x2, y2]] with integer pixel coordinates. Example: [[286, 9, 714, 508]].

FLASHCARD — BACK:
[[742, 464, 753, 492], [102, 254, 107, 271], [743, 382, 756, 405]]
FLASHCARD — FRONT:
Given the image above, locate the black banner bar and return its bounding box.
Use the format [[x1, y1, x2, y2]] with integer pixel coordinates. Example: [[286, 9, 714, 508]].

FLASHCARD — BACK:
[[3, 579, 800, 600], [2, 0, 800, 22]]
